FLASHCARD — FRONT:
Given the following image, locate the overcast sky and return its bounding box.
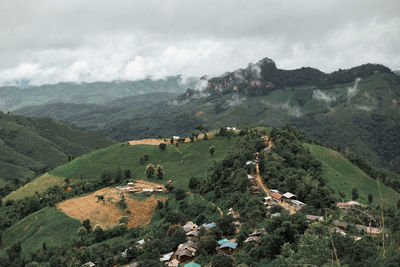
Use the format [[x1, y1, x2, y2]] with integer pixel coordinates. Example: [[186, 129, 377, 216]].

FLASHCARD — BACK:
[[0, 0, 399, 86]]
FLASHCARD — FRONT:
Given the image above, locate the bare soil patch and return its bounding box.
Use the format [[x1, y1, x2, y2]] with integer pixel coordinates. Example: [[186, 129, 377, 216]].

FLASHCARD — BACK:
[[57, 187, 166, 228], [128, 133, 213, 146]]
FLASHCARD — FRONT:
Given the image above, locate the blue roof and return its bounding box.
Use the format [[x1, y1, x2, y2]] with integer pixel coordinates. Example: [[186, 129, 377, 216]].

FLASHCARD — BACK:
[[205, 222, 216, 228], [184, 263, 201, 267], [217, 238, 229, 245], [220, 241, 238, 250]]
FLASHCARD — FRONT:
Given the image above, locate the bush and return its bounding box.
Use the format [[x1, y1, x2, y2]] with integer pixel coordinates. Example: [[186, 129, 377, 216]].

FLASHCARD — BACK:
[[175, 189, 186, 200]]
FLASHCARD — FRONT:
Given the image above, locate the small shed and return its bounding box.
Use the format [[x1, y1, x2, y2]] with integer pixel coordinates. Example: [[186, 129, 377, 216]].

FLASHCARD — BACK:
[[282, 192, 296, 200], [271, 192, 282, 202], [182, 221, 198, 233], [202, 222, 216, 230], [219, 241, 238, 254], [160, 252, 174, 262]]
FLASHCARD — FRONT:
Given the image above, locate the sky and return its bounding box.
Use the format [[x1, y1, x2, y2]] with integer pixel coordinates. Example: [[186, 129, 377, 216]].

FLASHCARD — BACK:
[[0, 0, 399, 86]]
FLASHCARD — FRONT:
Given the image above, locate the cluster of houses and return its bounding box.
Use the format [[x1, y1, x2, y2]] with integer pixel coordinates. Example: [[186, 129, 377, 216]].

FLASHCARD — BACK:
[[264, 190, 306, 213], [153, 220, 240, 266], [116, 182, 165, 194]]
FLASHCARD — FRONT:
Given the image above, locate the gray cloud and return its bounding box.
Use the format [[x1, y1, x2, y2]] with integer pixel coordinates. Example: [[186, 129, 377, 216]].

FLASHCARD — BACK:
[[0, 0, 399, 86]]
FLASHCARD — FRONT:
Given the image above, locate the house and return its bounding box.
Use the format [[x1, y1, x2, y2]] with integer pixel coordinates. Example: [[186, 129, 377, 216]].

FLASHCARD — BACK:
[[173, 136, 180, 140], [176, 243, 196, 261], [263, 196, 272, 203], [160, 252, 174, 262], [271, 192, 282, 202], [82, 262, 95, 267], [291, 200, 306, 211], [219, 241, 238, 254], [282, 192, 296, 201], [270, 189, 279, 193], [136, 239, 146, 249], [271, 212, 281, 217], [355, 225, 383, 236], [246, 160, 255, 165], [182, 221, 198, 233], [168, 259, 180, 267], [333, 220, 348, 230], [202, 222, 216, 231], [336, 201, 360, 209], [249, 228, 266, 236], [127, 182, 134, 186], [227, 208, 240, 219], [217, 238, 229, 245], [186, 229, 199, 242], [306, 215, 324, 222], [247, 174, 255, 179], [244, 235, 261, 246]]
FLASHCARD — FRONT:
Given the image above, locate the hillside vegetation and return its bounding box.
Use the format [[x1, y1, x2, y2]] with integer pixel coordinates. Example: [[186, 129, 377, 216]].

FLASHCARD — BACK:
[[50, 136, 235, 190], [0, 113, 115, 186], [307, 144, 400, 207], [13, 58, 400, 177], [0, 207, 81, 257]]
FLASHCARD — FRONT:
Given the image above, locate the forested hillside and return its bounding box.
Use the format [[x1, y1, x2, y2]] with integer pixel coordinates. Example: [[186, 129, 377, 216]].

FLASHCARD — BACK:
[[0, 112, 115, 187], [1, 126, 399, 266], [11, 58, 400, 175]]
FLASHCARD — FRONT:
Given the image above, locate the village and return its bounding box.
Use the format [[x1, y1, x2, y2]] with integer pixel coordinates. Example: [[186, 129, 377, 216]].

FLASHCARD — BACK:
[[96, 130, 384, 267]]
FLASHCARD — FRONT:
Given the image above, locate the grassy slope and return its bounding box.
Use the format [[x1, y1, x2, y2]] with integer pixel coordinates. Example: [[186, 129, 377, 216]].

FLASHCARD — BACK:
[[0, 113, 116, 185], [50, 136, 235, 190], [307, 144, 400, 207], [4, 173, 65, 201], [0, 207, 81, 256]]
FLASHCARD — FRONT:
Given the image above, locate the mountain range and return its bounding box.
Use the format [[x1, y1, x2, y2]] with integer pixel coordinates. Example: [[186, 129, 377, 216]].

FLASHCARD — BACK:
[[12, 57, 400, 173]]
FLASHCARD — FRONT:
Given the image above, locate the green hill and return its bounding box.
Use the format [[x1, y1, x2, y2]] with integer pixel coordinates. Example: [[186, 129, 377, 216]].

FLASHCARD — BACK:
[[307, 144, 400, 208], [50, 135, 235, 190], [0, 113, 116, 186], [5, 135, 236, 201], [0, 207, 81, 257]]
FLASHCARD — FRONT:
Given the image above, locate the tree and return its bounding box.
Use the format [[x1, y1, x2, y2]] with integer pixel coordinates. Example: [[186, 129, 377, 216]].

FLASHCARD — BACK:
[[171, 228, 187, 246], [78, 227, 87, 237], [156, 165, 164, 180], [203, 133, 209, 140], [119, 216, 129, 224], [6, 242, 21, 262], [82, 219, 91, 232], [145, 164, 155, 178], [124, 169, 131, 179], [368, 193, 373, 204], [188, 177, 200, 191], [96, 195, 105, 204], [93, 224, 105, 242], [175, 189, 186, 200], [211, 253, 232, 267], [352, 187, 359, 201], [209, 146, 216, 156], [115, 167, 123, 184], [117, 193, 127, 210], [159, 143, 166, 151], [68, 154, 73, 162], [143, 154, 150, 161], [197, 235, 217, 255], [216, 216, 235, 236]]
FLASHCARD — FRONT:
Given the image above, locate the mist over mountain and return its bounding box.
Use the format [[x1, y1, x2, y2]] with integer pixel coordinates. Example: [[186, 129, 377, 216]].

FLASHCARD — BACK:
[[0, 76, 196, 111]]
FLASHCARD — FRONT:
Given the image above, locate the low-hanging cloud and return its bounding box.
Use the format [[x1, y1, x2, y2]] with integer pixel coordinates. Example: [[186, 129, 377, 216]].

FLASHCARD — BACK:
[[313, 90, 337, 103], [0, 0, 399, 86], [224, 94, 246, 108], [347, 78, 361, 100], [262, 100, 302, 118]]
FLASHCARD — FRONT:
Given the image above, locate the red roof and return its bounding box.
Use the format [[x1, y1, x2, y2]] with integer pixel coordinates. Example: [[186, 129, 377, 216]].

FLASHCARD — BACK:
[[271, 192, 282, 200]]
